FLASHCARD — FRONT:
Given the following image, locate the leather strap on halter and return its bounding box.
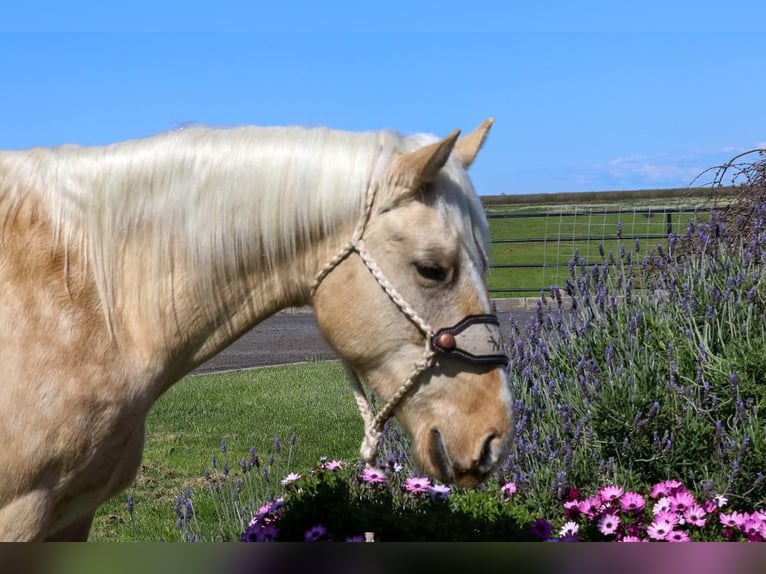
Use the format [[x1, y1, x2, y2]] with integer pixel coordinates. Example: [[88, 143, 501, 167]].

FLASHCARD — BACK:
[[310, 179, 508, 467], [430, 314, 509, 367]]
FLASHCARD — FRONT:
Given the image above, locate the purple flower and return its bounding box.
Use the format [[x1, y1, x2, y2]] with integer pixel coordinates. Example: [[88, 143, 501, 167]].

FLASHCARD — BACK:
[[304, 524, 328, 542], [530, 519, 553, 540], [241, 523, 279, 542], [429, 484, 451, 500]]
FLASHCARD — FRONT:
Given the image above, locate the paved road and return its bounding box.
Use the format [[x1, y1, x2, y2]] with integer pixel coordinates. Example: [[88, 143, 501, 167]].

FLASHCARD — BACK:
[[192, 307, 535, 375]]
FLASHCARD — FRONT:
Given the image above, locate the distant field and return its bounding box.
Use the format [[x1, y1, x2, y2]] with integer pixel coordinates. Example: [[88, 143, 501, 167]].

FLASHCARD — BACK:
[[481, 188, 723, 296]]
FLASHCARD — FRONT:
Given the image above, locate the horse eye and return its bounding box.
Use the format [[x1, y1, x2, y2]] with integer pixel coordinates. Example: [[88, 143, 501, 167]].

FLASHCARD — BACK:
[[414, 261, 447, 283]]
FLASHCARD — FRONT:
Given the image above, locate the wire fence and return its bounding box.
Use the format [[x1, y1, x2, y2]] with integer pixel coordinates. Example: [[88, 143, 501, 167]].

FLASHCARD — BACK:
[[487, 205, 710, 296]]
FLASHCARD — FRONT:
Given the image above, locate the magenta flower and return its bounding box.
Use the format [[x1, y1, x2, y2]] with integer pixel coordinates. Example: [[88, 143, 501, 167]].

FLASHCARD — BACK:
[[597, 513, 620, 536], [598, 485, 624, 504], [666, 530, 691, 542], [404, 477, 432, 493], [500, 482, 517, 497], [619, 491, 646, 513], [304, 524, 328, 542], [669, 490, 695, 513], [578, 496, 602, 518], [322, 460, 343, 471], [646, 519, 674, 541], [650, 479, 683, 499], [742, 516, 764, 541], [683, 504, 707, 528], [563, 500, 581, 518], [653, 509, 680, 527], [361, 467, 387, 484], [720, 511, 745, 528]]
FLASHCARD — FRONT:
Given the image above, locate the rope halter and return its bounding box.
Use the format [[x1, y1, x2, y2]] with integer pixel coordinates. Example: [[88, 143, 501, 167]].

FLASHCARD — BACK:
[[310, 180, 508, 467]]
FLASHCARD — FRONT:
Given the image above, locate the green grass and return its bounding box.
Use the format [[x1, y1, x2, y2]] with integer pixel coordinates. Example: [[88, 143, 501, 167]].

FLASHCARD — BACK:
[[486, 203, 710, 294], [90, 360, 361, 541]]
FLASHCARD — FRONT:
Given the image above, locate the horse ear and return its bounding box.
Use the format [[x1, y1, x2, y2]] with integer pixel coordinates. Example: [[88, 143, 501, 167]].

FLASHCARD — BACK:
[[454, 117, 494, 168], [391, 129, 461, 189]]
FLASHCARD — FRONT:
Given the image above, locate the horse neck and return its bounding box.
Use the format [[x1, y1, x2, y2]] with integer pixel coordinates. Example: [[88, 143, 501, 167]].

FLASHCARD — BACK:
[[82, 134, 372, 374]]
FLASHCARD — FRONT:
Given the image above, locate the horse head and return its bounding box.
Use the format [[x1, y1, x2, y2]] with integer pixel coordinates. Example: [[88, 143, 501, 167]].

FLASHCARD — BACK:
[[312, 119, 512, 487]]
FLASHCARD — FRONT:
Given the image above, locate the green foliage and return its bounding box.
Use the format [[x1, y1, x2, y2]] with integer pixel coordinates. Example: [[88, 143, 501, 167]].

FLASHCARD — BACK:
[[504, 208, 766, 519], [260, 464, 536, 542]]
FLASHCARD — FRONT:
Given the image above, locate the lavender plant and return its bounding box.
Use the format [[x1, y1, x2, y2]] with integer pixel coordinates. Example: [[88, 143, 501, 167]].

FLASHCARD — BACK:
[[502, 204, 766, 518]]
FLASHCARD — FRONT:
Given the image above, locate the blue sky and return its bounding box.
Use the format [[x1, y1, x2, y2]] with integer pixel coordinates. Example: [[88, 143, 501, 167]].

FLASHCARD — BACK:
[[1, 3, 764, 195]]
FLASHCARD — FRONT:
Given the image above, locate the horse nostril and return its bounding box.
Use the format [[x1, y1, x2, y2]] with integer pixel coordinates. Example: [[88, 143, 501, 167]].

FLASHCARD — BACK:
[[477, 433, 499, 475]]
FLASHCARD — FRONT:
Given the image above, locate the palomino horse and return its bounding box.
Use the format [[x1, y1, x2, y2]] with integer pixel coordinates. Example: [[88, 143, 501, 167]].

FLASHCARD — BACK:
[[0, 119, 512, 541]]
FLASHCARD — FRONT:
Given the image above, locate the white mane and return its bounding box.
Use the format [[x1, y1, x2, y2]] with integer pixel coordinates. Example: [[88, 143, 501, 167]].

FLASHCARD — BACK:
[[1, 124, 489, 325]]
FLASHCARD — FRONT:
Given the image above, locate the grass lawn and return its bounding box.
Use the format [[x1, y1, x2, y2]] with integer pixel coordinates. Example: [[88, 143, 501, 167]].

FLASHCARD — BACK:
[[90, 360, 361, 541], [486, 202, 709, 294]]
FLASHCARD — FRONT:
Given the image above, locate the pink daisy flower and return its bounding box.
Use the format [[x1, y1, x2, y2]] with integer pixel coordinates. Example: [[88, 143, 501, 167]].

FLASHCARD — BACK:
[[619, 491, 646, 513], [667, 530, 691, 542], [597, 513, 620, 536], [404, 477, 432, 493], [652, 497, 672, 515], [669, 490, 695, 513], [563, 500, 581, 518], [720, 511, 745, 528], [598, 485, 625, 504], [650, 479, 683, 499], [361, 467, 387, 484], [654, 509, 680, 527], [742, 516, 764, 541], [500, 482, 517, 497], [322, 460, 344, 471], [703, 499, 719, 514], [647, 519, 674, 540], [578, 495, 602, 518], [619, 535, 645, 542], [683, 504, 707, 528], [280, 472, 301, 486]]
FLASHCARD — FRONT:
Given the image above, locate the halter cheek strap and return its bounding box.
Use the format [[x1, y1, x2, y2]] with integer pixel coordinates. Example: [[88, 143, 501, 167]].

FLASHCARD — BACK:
[[310, 180, 508, 467], [431, 314, 509, 367]]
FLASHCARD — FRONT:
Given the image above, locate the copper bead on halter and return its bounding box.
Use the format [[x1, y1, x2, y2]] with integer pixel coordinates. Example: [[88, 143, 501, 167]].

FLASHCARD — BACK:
[[436, 332, 457, 351]]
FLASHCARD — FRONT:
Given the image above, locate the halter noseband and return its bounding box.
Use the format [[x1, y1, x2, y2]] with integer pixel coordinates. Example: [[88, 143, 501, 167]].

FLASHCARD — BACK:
[[310, 181, 508, 467]]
